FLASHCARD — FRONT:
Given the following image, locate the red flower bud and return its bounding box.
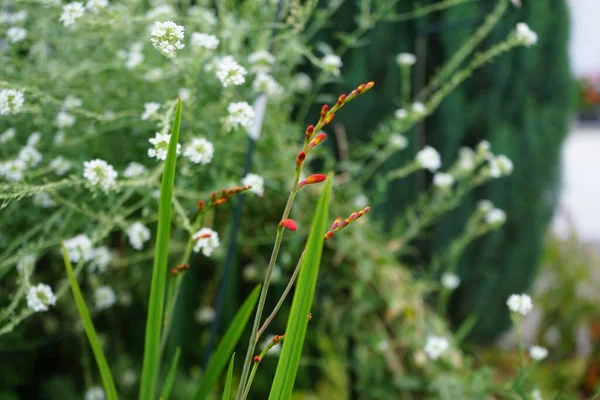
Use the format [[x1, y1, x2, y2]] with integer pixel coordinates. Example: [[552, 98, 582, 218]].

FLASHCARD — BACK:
[[296, 151, 306, 168], [320, 105, 329, 119], [308, 133, 326, 150], [330, 217, 342, 231], [198, 200, 205, 213], [170, 268, 178, 276], [305, 125, 314, 140], [253, 356, 261, 363], [298, 174, 327, 188], [279, 218, 297, 231], [324, 231, 335, 240], [365, 81, 375, 90], [324, 113, 335, 125], [337, 94, 347, 106]]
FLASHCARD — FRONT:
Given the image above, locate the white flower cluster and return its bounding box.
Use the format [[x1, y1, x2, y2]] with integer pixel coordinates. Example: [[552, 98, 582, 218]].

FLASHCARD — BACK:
[[126, 222, 151, 250], [416, 146, 441, 172], [6, 26, 27, 43], [321, 54, 342, 77], [55, 111, 76, 128], [506, 293, 533, 316], [148, 133, 181, 160], [529, 345, 548, 361], [86, 0, 109, 14], [27, 283, 57, 312], [424, 336, 449, 360], [515, 22, 538, 47], [123, 162, 147, 178], [193, 228, 220, 256], [141, 102, 161, 120], [83, 159, 118, 191], [457, 147, 476, 172], [224, 102, 255, 133], [150, 21, 185, 58], [64, 234, 94, 262], [0, 10, 28, 25], [190, 32, 219, 51], [33, 192, 55, 208], [118, 42, 145, 69], [488, 154, 513, 178], [195, 305, 216, 324], [433, 172, 454, 190], [85, 386, 105, 400], [485, 207, 506, 226], [183, 137, 214, 165], [396, 52, 417, 67], [215, 56, 247, 87], [59, 2, 85, 29], [144, 68, 164, 82], [89, 246, 112, 273], [146, 5, 176, 20], [388, 134, 408, 150], [0, 128, 15, 143], [50, 156, 73, 176], [292, 73, 312, 92], [253, 74, 284, 97], [0, 131, 45, 182], [0, 89, 25, 115], [441, 273, 460, 289], [248, 50, 275, 74], [94, 286, 117, 310], [242, 173, 264, 197]]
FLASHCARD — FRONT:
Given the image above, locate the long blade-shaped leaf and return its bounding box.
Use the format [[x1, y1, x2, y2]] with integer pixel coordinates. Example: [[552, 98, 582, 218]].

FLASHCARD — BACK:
[[61, 244, 118, 400], [159, 347, 181, 400], [193, 285, 261, 400], [268, 175, 332, 400], [222, 354, 235, 400], [139, 99, 182, 400]]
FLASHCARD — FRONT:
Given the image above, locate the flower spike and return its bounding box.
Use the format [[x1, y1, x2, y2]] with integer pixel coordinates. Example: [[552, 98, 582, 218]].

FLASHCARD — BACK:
[[324, 206, 370, 240]]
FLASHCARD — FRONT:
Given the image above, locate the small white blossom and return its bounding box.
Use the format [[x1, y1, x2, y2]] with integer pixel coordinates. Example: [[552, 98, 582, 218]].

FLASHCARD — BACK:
[[0, 159, 26, 181], [248, 50, 275, 73], [195, 305, 215, 324], [141, 102, 161, 120], [416, 146, 441, 172], [215, 56, 247, 87], [424, 336, 449, 360], [411, 102, 427, 115], [148, 133, 181, 160], [123, 162, 147, 178], [224, 102, 255, 132], [27, 132, 42, 146], [376, 339, 391, 353], [242, 173, 264, 197], [62, 95, 83, 110], [178, 88, 191, 101], [441, 273, 460, 289], [126, 222, 151, 250], [0, 89, 25, 115], [506, 293, 533, 316], [18, 146, 42, 167], [50, 156, 72, 176], [144, 68, 163, 81], [252, 73, 284, 97], [352, 194, 369, 208], [83, 159, 118, 191], [193, 227, 220, 256], [396, 52, 416, 67], [85, 387, 105, 400], [485, 208, 506, 226], [7, 26, 27, 43], [59, 2, 85, 29], [33, 192, 56, 208], [64, 234, 94, 262], [321, 54, 342, 77], [94, 286, 117, 310], [89, 246, 111, 273], [53, 131, 66, 145], [292, 73, 312, 92], [388, 134, 408, 150], [121, 369, 137, 388], [118, 42, 145, 69], [495, 155, 513, 176], [55, 111, 76, 128], [458, 147, 476, 172], [515, 22, 538, 47], [150, 20, 185, 58], [27, 283, 57, 312], [477, 199, 494, 213], [477, 140, 492, 157], [183, 137, 214, 165], [0, 128, 16, 143], [85, 0, 108, 14], [394, 108, 408, 120], [531, 389, 543, 400], [529, 345, 548, 361], [190, 32, 219, 50], [243, 264, 258, 281], [433, 172, 454, 190]]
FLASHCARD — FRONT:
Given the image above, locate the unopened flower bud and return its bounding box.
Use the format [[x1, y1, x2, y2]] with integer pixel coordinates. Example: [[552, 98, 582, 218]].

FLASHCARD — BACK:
[[305, 125, 315, 140], [198, 200, 205, 213], [308, 133, 326, 150], [320, 105, 329, 119], [296, 151, 306, 168], [298, 173, 327, 188], [330, 217, 342, 231], [324, 231, 335, 240], [336, 94, 347, 106], [253, 356, 261, 363], [324, 113, 335, 125], [279, 218, 297, 231]]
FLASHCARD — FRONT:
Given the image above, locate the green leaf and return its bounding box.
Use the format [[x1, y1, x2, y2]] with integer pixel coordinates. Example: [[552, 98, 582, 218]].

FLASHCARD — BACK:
[[222, 354, 235, 400], [159, 347, 181, 400], [139, 99, 182, 400], [61, 244, 118, 400], [193, 285, 261, 400], [268, 175, 332, 400]]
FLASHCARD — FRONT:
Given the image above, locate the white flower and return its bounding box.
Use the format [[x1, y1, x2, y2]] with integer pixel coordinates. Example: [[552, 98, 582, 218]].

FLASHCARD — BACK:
[[94, 286, 117, 310], [292, 73, 312, 92], [148, 133, 181, 160], [248, 50, 275, 73], [252, 73, 284, 97], [352, 194, 369, 208], [4, 10, 28, 24], [388, 134, 408, 150], [396, 52, 416, 67], [506, 293, 533, 316], [89, 246, 111, 273], [433, 172, 454, 189], [243, 264, 258, 281], [0, 89, 25, 115], [183, 137, 214, 165], [150, 20, 185, 58], [441, 273, 460, 289], [50, 156, 73, 176], [529, 345, 548, 361], [123, 162, 147, 178], [224, 102, 255, 132], [458, 147, 476, 172], [62, 95, 83, 109], [126, 222, 151, 250], [394, 108, 408, 120], [18, 146, 42, 167], [376, 339, 390, 353], [193, 228, 220, 256], [485, 208, 506, 226], [121, 369, 138, 387], [215, 56, 247, 87], [531, 389, 543, 400], [144, 68, 163, 81], [0, 159, 26, 181], [515, 22, 538, 47], [64, 234, 94, 262], [7, 26, 27, 43], [85, 387, 105, 400], [53, 131, 66, 145], [195, 305, 215, 324], [59, 2, 85, 29], [17, 253, 36, 274], [83, 159, 118, 191], [85, 0, 108, 14], [411, 102, 427, 115], [178, 88, 191, 101], [416, 146, 441, 172], [33, 192, 56, 208], [477, 199, 494, 213], [477, 140, 492, 157], [423, 336, 449, 360], [27, 283, 57, 312], [0, 128, 16, 143], [260, 334, 281, 357], [141, 102, 161, 120], [242, 173, 264, 197], [190, 32, 219, 50], [27, 132, 42, 146], [119, 42, 145, 69], [55, 111, 76, 128], [321, 54, 342, 76], [495, 155, 513, 176]]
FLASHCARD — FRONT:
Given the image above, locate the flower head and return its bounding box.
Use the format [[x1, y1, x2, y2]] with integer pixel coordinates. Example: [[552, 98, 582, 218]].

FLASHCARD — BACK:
[[150, 21, 185, 58], [388, 134, 408, 150], [190, 32, 219, 51], [123, 162, 147, 178], [457, 147, 476, 172], [50, 156, 73, 176], [85, 386, 105, 400], [59, 2, 85, 28], [416, 146, 441, 172], [0, 159, 26, 181], [141, 102, 161, 120], [321, 54, 342, 76], [7, 26, 27, 43], [241, 173, 264, 196], [529, 345, 548, 361], [83, 159, 118, 191], [515, 22, 538, 47], [424, 336, 449, 360], [126, 222, 151, 250], [0, 128, 16, 143], [89, 246, 111, 273], [18, 146, 42, 167], [292, 73, 312, 92], [248, 50, 275, 73], [485, 208, 506, 226], [0, 89, 25, 115], [411, 102, 427, 116], [433, 172, 454, 190], [64, 234, 94, 262], [94, 286, 117, 310], [394, 108, 408, 120], [193, 228, 220, 256], [85, 0, 108, 14], [396, 52, 416, 67], [506, 293, 533, 316], [55, 111, 76, 128], [215, 56, 247, 87], [252, 73, 284, 97], [477, 199, 494, 213], [183, 137, 214, 165], [224, 101, 255, 132], [195, 305, 215, 324], [27, 283, 57, 312], [148, 133, 181, 160], [33, 192, 55, 208], [441, 273, 460, 289]]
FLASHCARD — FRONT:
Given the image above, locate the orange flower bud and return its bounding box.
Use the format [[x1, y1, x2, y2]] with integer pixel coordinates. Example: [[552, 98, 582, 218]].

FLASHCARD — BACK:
[[337, 94, 347, 106], [324, 113, 335, 125], [298, 174, 327, 188], [170, 268, 178, 276], [330, 217, 342, 231], [198, 200, 205, 213], [279, 218, 297, 231], [308, 133, 326, 150], [320, 104, 329, 119], [305, 125, 314, 140], [253, 356, 261, 363], [324, 231, 335, 240], [296, 151, 306, 168]]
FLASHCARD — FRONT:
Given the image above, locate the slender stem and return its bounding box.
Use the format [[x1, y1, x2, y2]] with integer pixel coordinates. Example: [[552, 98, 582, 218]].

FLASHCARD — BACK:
[[241, 334, 286, 400], [401, 65, 411, 107], [256, 251, 305, 340]]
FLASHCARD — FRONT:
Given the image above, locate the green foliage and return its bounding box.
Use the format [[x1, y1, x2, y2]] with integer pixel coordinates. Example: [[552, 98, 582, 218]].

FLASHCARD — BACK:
[[222, 355, 235, 400], [160, 347, 181, 400]]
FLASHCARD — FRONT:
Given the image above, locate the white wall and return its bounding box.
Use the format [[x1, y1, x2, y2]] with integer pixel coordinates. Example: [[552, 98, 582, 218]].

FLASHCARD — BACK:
[[569, 0, 600, 77]]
